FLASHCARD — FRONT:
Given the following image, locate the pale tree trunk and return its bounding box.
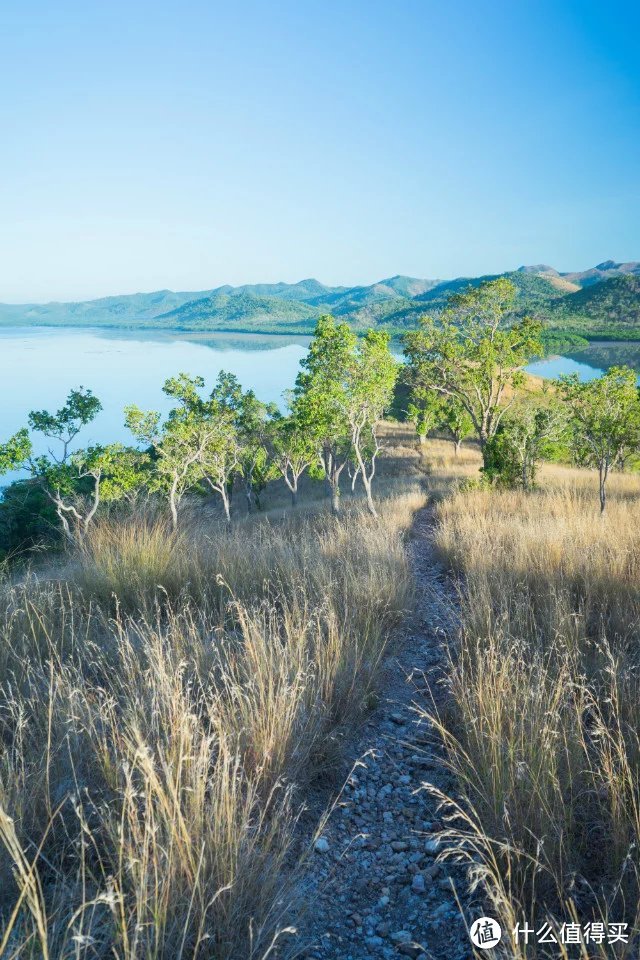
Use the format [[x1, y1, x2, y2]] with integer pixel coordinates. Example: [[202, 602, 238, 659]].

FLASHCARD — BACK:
[[53, 500, 75, 544], [322, 444, 344, 517], [82, 472, 101, 536], [220, 483, 232, 523], [360, 471, 377, 518], [352, 422, 379, 518], [282, 469, 298, 507], [350, 464, 360, 492], [205, 476, 232, 523], [169, 477, 180, 530], [454, 437, 462, 456]]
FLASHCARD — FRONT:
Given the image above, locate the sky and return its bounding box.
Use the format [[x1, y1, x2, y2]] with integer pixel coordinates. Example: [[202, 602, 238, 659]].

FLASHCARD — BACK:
[[0, 0, 639, 302]]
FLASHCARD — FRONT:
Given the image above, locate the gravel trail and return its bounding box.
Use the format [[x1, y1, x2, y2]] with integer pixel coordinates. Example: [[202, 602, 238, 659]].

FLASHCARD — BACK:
[[295, 507, 477, 960]]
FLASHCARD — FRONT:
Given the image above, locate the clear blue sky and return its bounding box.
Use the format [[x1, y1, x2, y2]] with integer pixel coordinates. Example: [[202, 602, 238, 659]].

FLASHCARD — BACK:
[[1, 0, 638, 301]]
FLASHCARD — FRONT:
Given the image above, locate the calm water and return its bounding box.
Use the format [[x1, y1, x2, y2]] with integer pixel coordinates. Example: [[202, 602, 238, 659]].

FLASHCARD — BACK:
[[526, 342, 640, 381], [0, 327, 312, 484], [2, 328, 640, 486]]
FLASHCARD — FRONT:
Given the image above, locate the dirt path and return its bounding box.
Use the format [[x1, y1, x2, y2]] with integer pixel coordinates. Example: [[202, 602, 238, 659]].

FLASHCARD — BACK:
[[294, 507, 476, 960]]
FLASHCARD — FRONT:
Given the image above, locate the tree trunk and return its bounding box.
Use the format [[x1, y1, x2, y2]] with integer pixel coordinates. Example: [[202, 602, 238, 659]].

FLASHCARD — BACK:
[[55, 504, 75, 544], [361, 473, 377, 518], [330, 477, 340, 516], [284, 471, 298, 507], [479, 433, 491, 472], [351, 465, 360, 491], [169, 479, 179, 530], [221, 484, 232, 523], [599, 460, 608, 514], [83, 472, 101, 536], [454, 438, 461, 456]]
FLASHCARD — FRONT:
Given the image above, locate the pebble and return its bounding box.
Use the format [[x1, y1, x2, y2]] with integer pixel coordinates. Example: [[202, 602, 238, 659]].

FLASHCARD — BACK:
[[411, 874, 426, 894]]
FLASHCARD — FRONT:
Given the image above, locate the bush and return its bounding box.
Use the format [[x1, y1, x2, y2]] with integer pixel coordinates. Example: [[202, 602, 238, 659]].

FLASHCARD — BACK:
[[0, 478, 60, 559]]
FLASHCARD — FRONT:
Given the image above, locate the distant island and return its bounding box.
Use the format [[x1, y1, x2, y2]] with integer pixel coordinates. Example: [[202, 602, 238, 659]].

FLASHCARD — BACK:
[[2, 260, 639, 348]]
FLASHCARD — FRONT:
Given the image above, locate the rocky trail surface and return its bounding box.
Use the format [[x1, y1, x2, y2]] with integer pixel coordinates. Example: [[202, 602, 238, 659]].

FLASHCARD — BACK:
[[295, 508, 478, 960]]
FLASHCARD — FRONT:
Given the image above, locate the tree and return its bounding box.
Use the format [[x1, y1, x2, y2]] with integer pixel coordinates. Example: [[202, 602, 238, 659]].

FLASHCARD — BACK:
[[125, 373, 239, 528], [235, 388, 278, 512], [293, 316, 355, 515], [441, 396, 474, 455], [270, 414, 315, 507], [483, 396, 567, 490], [344, 330, 397, 516], [0, 429, 32, 475], [37, 443, 144, 542], [406, 387, 443, 446], [98, 445, 154, 506], [0, 388, 117, 543], [28, 387, 102, 464], [403, 278, 543, 471], [557, 366, 640, 513]]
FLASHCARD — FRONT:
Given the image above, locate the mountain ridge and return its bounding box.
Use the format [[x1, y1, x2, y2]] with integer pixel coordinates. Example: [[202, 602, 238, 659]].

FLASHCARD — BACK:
[[1, 261, 639, 340]]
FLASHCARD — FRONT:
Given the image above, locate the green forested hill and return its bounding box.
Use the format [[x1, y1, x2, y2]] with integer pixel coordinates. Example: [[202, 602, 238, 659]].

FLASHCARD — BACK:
[[1, 263, 639, 339], [155, 292, 319, 332], [544, 275, 640, 338]]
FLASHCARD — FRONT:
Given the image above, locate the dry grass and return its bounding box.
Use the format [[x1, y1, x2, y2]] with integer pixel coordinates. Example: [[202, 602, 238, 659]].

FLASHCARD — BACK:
[[429, 466, 640, 958], [0, 481, 422, 957]]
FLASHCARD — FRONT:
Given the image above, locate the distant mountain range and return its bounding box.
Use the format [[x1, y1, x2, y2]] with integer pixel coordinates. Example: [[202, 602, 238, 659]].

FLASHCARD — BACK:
[[1, 261, 639, 343]]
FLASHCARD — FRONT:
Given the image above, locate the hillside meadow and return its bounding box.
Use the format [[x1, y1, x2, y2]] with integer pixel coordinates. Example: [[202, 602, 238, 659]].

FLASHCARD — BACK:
[[0, 427, 427, 958], [1, 419, 640, 956]]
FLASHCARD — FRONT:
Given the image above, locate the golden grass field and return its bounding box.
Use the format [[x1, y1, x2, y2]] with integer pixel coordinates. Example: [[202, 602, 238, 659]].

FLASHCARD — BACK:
[[0, 431, 424, 959], [1, 424, 640, 958], [430, 447, 640, 958]]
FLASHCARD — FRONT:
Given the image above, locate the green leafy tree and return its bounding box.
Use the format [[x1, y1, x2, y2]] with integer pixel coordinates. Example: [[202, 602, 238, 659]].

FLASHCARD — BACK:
[[483, 397, 567, 490], [557, 366, 640, 513], [293, 316, 355, 515], [39, 443, 144, 541], [126, 373, 239, 527], [0, 429, 32, 474], [403, 278, 543, 470], [234, 388, 278, 512], [441, 396, 474, 455], [270, 414, 315, 507], [406, 387, 444, 446], [28, 387, 102, 463], [0, 388, 118, 543], [344, 330, 397, 516], [98, 445, 154, 505]]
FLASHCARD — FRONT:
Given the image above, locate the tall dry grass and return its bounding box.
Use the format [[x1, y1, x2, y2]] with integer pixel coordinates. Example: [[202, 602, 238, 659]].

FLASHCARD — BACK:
[[429, 469, 640, 958], [0, 489, 421, 957]]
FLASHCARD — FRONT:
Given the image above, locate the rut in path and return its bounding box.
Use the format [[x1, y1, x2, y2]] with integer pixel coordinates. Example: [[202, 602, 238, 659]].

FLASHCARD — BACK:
[[295, 507, 478, 960]]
